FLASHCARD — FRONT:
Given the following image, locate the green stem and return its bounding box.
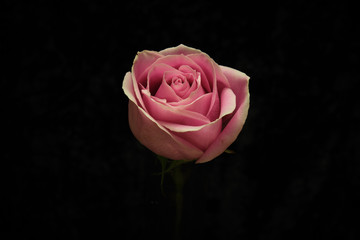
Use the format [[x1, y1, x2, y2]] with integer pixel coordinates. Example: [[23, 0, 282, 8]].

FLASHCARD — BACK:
[[156, 156, 191, 239], [172, 164, 184, 240]]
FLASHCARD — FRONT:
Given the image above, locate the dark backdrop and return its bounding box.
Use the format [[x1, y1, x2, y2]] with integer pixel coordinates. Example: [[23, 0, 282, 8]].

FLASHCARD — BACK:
[[3, 0, 359, 239]]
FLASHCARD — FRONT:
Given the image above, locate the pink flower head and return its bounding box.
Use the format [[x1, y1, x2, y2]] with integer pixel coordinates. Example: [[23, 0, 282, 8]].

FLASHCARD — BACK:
[[123, 44, 250, 163]]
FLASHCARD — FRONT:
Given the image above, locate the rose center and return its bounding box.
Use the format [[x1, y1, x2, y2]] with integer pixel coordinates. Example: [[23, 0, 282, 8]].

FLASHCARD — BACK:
[[171, 76, 185, 87], [168, 74, 190, 98], [153, 66, 199, 102]]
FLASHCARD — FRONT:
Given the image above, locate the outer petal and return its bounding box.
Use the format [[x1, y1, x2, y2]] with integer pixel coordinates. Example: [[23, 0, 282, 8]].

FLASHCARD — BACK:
[[218, 88, 236, 119], [122, 72, 137, 104], [171, 119, 222, 151], [159, 44, 203, 56], [196, 66, 250, 164], [128, 101, 203, 160], [159, 87, 236, 151], [133, 50, 164, 86]]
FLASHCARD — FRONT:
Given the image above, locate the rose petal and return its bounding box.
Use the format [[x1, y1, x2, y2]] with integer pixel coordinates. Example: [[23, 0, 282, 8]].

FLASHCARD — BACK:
[[122, 71, 147, 111], [125, 68, 204, 160], [188, 52, 231, 91], [159, 89, 235, 151], [187, 53, 223, 121], [132, 50, 163, 86], [174, 92, 212, 115], [206, 93, 220, 122], [152, 55, 211, 92], [147, 63, 182, 94], [156, 88, 235, 155], [141, 89, 211, 126], [188, 53, 216, 90], [155, 78, 182, 102], [170, 119, 222, 151], [171, 79, 190, 98], [219, 88, 236, 118], [181, 72, 199, 98], [157, 93, 215, 133], [159, 44, 203, 56], [122, 72, 137, 104], [162, 71, 191, 98], [196, 66, 250, 164], [161, 87, 235, 130], [220, 66, 250, 107], [169, 72, 205, 106], [178, 65, 197, 75], [128, 101, 203, 160]]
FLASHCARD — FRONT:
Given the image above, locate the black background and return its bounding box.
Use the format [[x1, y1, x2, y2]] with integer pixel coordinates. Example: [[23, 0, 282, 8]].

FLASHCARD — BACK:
[[3, 0, 360, 239]]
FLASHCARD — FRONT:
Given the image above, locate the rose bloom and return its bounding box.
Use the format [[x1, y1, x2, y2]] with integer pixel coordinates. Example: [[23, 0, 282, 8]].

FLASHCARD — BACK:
[[123, 44, 249, 163]]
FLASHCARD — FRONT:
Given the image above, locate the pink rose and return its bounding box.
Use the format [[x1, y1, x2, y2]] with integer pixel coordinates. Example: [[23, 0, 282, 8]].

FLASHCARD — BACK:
[[123, 44, 250, 163]]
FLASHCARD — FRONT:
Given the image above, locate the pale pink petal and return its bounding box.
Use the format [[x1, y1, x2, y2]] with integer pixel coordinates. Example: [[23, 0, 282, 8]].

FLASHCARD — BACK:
[[159, 44, 203, 56], [123, 71, 147, 111], [128, 101, 203, 160], [162, 69, 184, 84], [141, 89, 211, 126], [172, 82, 190, 98], [158, 90, 232, 151], [214, 64, 231, 91], [155, 78, 182, 102], [122, 72, 137, 104], [132, 50, 163, 85], [188, 53, 231, 91], [206, 93, 220, 122], [146, 63, 181, 94], [157, 121, 205, 132], [156, 88, 235, 154], [163, 71, 191, 98], [130, 51, 163, 111], [174, 93, 212, 115], [131, 72, 146, 110], [178, 65, 197, 75], [169, 73, 205, 106], [187, 53, 222, 121], [153, 55, 211, 92], [181, 72, 199, 98], [187, 53, 215, 90], [196, 66, 250, 164], [220, 66, 250, 107], [219, 88, 236, 118], [170, 119, 222, 151]]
